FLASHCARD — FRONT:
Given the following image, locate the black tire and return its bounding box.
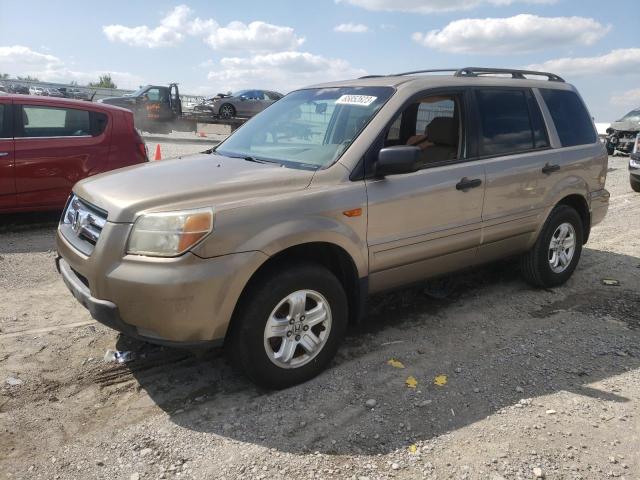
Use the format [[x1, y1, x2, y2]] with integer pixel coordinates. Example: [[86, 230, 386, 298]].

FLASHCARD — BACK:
[[520, 205, 584, 288], [631, 176, 640, 193], [606, 144, 615, 156], [219, 103, 235, 119], [228, 263, 348, 389]]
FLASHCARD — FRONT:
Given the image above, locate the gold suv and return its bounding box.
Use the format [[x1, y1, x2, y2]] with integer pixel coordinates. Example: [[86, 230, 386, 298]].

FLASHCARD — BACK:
[[56, 68, 610, 388]]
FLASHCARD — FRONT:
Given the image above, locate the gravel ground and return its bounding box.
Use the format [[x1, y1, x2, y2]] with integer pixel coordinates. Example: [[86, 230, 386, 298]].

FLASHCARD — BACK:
[[141, 132, 223, 160], [1, 156, 639, 480]]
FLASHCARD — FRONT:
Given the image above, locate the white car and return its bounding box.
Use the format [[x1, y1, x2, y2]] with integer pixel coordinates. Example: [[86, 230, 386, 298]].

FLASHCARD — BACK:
[[29, 86, 45, 96]]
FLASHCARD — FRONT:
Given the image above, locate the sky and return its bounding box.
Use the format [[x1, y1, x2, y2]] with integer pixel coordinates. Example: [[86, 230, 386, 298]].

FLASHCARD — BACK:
[[0, 0, 639, 121]]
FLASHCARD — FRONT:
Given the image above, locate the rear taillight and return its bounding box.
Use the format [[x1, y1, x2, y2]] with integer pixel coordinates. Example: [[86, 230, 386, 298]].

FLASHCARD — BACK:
[[137, 141, 149, 162], [133, 128, 148, 162]]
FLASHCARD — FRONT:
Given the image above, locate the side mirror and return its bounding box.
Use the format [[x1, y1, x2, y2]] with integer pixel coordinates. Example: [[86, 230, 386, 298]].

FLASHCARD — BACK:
[[374, 146, 421, 177], [239, 95, 247, 101]]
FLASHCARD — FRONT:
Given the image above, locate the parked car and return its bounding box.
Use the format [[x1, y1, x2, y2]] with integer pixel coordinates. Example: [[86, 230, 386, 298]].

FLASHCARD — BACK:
[[630, 133, 640, 192], [44, 87, 65, 98], [29, 86, 45, 96], [55, 67, 608, 389], [605, 107, 640, 155], [58, 87, 93, 101], [0, 95, 148, 213], [8, 83, 29, 95], [194, 89, 283, 118]]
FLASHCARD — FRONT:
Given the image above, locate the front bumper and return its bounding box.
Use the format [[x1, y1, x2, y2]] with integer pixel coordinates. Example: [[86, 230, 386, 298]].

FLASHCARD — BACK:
[[56, 224, 268, 346]]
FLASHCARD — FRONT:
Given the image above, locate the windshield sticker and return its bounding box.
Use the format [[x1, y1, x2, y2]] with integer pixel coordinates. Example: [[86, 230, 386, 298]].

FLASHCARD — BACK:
[[335, 95, 377, 107]]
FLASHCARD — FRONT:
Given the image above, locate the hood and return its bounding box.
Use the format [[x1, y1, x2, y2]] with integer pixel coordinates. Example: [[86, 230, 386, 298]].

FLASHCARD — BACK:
[[609, 120, 640, 132], [100, 96, 136, 108], [73, 153, 314, 223]]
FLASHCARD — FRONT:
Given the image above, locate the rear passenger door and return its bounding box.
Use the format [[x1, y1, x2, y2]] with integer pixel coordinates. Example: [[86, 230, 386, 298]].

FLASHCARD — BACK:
[[14, 103, 111, 210], [470, 88, 555, 262], [0, 99, 16, 210]]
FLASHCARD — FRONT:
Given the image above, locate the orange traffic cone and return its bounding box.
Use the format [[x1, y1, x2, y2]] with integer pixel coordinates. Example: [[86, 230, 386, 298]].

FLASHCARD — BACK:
[[154, 144, 162, 161]]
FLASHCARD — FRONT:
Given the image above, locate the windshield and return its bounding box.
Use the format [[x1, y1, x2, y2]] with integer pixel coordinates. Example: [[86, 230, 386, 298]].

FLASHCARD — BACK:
[[618, 109, 640, 123], [129, 86, 150, 97], [215, 86, 394, 169], [231, 90, 250, 97]]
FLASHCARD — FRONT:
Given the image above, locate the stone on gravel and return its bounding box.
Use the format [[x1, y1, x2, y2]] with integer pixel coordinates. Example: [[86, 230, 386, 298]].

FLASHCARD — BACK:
[[533, 467, 545, 478], [5, 376, 22, 386], [365, 399, 377, 408]]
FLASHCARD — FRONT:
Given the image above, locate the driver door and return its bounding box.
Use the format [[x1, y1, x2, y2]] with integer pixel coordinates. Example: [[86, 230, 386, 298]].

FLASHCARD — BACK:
[[365, 90, 485, 293]]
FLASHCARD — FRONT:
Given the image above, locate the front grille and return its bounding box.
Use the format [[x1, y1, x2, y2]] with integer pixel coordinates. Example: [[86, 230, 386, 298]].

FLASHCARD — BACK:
[[60, 195, 108, 255]]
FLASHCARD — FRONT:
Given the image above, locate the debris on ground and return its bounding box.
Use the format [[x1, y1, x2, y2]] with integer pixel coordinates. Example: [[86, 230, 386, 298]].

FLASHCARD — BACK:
[[434, 374, 448, 386], [387, 358, 405, 369]]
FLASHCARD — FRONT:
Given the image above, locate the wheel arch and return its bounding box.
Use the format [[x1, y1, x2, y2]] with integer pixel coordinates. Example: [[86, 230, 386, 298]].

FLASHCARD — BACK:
[[556, 193, 590, 244], [226, 242, 365, 343]]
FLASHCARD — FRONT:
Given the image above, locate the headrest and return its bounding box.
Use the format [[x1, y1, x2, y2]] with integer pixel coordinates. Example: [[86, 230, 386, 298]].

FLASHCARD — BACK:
[[426, 117, 457, 146]]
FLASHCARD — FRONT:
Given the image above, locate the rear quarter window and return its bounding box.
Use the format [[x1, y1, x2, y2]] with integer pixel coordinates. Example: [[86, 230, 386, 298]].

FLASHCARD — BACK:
[[540, 89, 596, 147]]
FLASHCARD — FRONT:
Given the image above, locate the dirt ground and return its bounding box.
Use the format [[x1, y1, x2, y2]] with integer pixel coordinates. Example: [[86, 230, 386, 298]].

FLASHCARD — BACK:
[[1, 156, 639, 480]]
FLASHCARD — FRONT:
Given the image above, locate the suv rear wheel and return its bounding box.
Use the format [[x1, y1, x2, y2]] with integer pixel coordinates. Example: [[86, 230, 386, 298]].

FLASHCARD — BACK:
[[229, 264, 348, 389], [631, 176, 640, 192], [520, 205, 583, 288]]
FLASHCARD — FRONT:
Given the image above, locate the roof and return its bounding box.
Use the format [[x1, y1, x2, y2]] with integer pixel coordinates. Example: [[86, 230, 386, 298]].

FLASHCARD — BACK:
[[304, 67, 574, 92]]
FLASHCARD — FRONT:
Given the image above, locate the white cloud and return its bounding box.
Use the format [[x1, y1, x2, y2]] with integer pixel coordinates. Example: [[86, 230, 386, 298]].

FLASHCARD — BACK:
[[336, 0, 556, 13], [527, 48, 640, 77], [0, 45, 144, 89], [205, 21, 304, 52], [103, 5, 302, 53], [413, 14, 610, 54], [102, 5, 204, 48], [611, 88, 640, 107], [334, 23, 369, 33], [207, 51, 366, 93]]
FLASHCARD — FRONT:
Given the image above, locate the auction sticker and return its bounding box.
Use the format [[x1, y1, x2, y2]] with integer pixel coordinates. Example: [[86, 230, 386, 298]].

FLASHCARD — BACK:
[[335, 95, 377, 106]]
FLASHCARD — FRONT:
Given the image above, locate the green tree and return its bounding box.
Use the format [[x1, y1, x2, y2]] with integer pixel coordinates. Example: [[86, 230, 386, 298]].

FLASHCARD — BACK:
[[69, 80, 79, 86], [17, 75, 39, 81], [89, 74, 117, 89], [0, 73, 9, 80]]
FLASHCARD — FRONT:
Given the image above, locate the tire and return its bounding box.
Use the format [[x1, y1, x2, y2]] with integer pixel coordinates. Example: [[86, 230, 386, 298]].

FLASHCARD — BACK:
[[219, 103, 235, 119], [631, 176, 640, 193], [229, 263, 348, 389], [606, 144, 615, 156], [520, 205, 583, 288]]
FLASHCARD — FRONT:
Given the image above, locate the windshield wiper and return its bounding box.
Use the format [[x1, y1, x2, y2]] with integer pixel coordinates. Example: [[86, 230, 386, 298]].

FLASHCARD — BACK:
[[240, 155, 280, 165]]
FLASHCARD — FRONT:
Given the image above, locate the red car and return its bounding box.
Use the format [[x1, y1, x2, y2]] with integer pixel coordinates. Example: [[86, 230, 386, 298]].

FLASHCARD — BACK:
[[0, 95, 148, 213]]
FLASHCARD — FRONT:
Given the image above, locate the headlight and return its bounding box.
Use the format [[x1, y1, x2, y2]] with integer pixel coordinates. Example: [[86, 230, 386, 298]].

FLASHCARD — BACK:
[[630, 157, 640, 169], [127, 208, 214, 257]]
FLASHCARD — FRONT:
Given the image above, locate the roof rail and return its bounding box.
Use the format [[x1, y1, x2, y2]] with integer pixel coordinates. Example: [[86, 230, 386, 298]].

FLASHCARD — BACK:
[[393, 69, 459, 76], [454, 67, 565, 82]]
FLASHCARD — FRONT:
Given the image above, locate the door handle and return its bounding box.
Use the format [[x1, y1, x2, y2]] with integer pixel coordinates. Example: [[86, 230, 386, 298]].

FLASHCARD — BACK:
[[542, 163, 560, 174], [0, 152, 9, 157], [456, 177, 482, 191]]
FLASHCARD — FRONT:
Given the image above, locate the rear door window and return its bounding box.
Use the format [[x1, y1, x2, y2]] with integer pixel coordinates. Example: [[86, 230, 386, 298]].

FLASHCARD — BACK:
[[475, 89, 538, 156], [540, 89, 596, 147], [17, 105, 95, 137]]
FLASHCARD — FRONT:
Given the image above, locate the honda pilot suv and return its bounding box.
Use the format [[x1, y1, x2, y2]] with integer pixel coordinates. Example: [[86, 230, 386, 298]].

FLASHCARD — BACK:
[[56, 68, 609, 388]]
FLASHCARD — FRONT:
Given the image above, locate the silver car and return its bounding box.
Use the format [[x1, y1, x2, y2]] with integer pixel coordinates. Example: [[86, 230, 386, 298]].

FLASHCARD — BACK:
[[197, 89, 283, 119]]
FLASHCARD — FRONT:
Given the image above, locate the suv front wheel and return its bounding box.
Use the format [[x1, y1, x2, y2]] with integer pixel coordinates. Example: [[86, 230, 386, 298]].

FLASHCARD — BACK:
[[520, 205, 584, 288], [229, 263, 348, 389]]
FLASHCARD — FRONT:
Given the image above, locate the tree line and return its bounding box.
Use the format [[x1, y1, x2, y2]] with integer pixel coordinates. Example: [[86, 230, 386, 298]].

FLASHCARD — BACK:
[[0, 73, 117, 89]]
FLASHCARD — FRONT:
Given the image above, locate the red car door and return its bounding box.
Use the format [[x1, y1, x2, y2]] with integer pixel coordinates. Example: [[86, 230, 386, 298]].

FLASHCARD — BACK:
[[0, 98, 16, 211], [13, 101, 111, 210]]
